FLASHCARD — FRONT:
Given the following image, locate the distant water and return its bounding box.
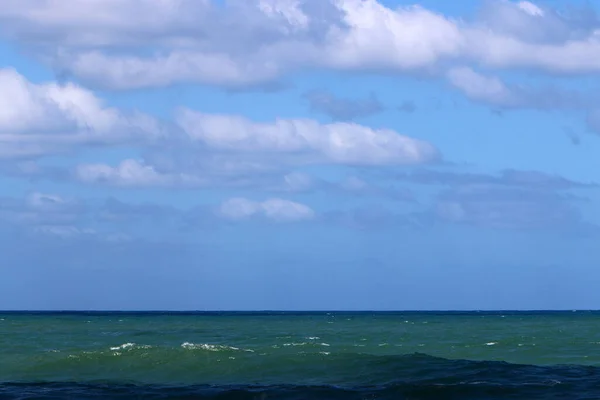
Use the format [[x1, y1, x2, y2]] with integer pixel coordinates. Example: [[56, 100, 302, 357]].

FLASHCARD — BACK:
[[2, 311, 600, 399]]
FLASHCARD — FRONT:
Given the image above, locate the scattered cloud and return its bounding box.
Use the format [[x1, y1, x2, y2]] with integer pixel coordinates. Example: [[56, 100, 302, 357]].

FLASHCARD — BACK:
[[176, 109, 440, 166], [217, 198, 315, 222], [433, 185, 591, 232], [563, 126, 581, 145], [33, 225, 96, 239], [0, 192, 83, 226], [585, 108, 600, 135], [398, 101, 417, 113], [75, 159, 203, 188], [395, 168, 596, 190], [97, 198, 178, 224], [304, 90, 384, 120], [322, 204, 418, 230], [447, 67, 591, 110]]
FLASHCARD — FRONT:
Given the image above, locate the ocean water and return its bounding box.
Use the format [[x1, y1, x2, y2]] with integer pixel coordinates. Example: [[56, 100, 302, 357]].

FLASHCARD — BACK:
[[1, 311, 600, 399]]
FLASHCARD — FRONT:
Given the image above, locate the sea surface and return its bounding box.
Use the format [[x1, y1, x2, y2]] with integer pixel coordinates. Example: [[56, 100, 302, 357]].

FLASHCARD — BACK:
[[1, 311, 600, 399]]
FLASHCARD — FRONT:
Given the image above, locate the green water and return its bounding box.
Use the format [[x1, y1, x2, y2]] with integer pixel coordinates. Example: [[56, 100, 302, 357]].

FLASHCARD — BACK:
[[2, 311, 600, 386]]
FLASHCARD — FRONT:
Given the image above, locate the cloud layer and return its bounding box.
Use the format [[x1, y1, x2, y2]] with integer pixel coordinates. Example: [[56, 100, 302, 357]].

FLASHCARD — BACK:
[[3, 0, 600, 90]]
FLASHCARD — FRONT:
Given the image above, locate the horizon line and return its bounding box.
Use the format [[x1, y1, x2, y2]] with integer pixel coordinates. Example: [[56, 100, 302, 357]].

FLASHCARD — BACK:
[[0, 309, 597, 313]]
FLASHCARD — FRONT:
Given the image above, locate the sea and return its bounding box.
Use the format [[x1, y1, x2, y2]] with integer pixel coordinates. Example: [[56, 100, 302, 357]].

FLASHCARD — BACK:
[[1, 311, 600, 399]]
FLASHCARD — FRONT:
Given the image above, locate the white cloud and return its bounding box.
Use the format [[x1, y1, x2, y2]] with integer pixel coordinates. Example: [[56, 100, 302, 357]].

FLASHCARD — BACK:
[[0, 68, 163, 158], [283, 172, 314, 192], [447, 67, 516, 108], [176, 109, 439, 165], [218, 197, 315, 222], [75, 159, 202, 187], [447, 67, 590, 110], [33, 225, 96, 238], [517, 1, 544, 17], [2, 0, 600, 89]]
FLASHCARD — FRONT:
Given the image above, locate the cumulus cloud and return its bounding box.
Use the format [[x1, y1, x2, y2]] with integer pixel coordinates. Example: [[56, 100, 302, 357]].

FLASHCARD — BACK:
[[59, 110, 436, 190], [0, 68, 163, 159], [0, 0, 599, 91], [218, 198, 315, 222], [176, 109, 439, 166], [304, 90, 384, 120]]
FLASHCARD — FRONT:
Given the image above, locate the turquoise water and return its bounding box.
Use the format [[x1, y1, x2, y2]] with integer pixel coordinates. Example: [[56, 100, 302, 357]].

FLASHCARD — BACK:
[[1, 311, 600, 399]]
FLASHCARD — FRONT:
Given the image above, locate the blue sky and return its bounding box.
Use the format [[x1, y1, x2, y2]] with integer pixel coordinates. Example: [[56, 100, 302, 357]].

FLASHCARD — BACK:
[[1, 0, 600, 310]]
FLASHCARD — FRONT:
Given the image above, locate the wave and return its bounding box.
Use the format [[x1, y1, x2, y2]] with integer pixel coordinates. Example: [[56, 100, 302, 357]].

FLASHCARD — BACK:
[[3, 353, 600, 398]]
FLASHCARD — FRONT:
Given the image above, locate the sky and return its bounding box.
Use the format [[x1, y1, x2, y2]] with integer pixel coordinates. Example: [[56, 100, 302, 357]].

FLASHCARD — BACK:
[[1, 0, 600, 311]]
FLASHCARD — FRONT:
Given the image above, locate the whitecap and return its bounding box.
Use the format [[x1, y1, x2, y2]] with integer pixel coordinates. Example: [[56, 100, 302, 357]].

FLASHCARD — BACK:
[[485, 342, 497, 346], [320, 343, 330, 347], [110, 343, 136, 351], [109, 343, 152, 351], [319, 351, 330, 355], [181, 342, 253, 352], [306, 336, 320, 340]]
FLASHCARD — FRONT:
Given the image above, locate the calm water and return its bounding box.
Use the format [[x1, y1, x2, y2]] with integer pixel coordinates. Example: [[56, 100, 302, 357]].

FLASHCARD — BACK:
[[1, 311, 600, 399]]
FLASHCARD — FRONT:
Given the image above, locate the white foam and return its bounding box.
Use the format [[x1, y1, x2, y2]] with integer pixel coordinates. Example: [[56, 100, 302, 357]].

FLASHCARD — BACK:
[[306, 336, 320, 340], [283, 342, 307, 347], [110, 343, 135, 350], [181, 342, 254, 352], [485, 342, 497, 346], [320, 343, 330, 347], [109, 343, 151, 351], [319, 351, 330, 355]]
